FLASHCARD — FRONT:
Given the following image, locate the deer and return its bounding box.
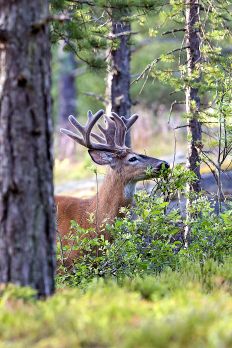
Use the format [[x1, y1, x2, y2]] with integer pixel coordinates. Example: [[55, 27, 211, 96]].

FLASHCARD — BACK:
[[55, 109, 169, 267]]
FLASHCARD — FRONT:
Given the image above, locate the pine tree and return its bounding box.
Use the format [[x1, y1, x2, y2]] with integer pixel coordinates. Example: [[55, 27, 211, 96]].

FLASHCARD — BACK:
[[58, 47, 78, 159], [185, 0, 202, 193], [105, 7, 132, 145], [0, 0, 56, 296]]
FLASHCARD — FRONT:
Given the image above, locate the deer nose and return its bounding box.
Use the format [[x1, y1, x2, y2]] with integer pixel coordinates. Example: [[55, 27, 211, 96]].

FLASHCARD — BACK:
[[157, 161, 170, 170]]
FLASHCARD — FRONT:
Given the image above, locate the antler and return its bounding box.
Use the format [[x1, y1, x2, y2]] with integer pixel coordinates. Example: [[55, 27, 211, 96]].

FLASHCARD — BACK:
[[60, 109, 139, 152], [60, 109, 107, 151], [111, 112, 139, 147]]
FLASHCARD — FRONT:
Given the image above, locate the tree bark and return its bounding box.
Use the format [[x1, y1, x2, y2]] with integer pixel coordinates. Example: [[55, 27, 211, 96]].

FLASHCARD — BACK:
[[58, 47, 77, 159], [184, 0, 202, 246], [0, 0, 56, 296], [185, 0, 202, 192], [58, 49, 77, 127], [105, 9, 132, 146]]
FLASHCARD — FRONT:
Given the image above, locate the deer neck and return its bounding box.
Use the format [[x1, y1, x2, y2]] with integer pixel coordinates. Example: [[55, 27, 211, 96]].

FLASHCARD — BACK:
[[90, 168, 135, 227]]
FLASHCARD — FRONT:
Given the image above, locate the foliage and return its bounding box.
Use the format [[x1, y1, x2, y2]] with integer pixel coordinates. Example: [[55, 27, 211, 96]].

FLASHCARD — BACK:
[[51, 0, 164, 67], [56, 165, 232, 287], [51, 0, 232, 184], [0, 259, 231, 347], [49, 4, 232, 345], [182, 197, 232, 263], [50, 0, 184, 117], [140, 1, 232, 185]]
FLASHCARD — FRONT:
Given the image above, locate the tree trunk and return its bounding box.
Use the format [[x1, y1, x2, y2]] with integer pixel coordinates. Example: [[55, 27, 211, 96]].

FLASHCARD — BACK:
[[184, 0, 202, 246], [185, 0, 202, 191], [105, 9, 132, 146], [58, 49, 77, 127], [58, 47, 77, 159], [0, 0, 56, 296]]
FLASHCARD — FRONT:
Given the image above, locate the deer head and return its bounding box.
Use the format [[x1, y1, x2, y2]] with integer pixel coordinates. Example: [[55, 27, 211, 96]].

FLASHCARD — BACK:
[[60, 109, 169, 185]]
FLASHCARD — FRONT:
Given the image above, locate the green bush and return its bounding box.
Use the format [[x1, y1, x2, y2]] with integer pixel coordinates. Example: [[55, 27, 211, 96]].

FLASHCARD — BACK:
[[56, 166, 232, 288]]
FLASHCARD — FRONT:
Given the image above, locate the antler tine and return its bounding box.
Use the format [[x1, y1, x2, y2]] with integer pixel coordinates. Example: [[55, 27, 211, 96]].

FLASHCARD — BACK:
[[91, 133, 106, 144], [60, 128, 86, 146], [61, 109, 139, 152], [98, 116, 116, 147], [87, 110, 93, 119], [122, 114, 139, 132], [110, 112, 127, 147], [68, 115, 85, 136], [85, 109, 104, 147], [68, 110, 104, 141], [87, 110, 105, 143], [61, 109, 105, 149], [69, 109, 104, 147]]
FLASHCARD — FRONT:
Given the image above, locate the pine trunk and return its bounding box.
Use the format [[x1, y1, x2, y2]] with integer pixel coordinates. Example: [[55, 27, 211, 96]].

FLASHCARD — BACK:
[[185, 0, 202, 191], [105, 9, 132, 146], [184, 0, 202, 245], [0, 0, 56, 296], [58, 50, 77, 127], [58, 48, 77, 159]]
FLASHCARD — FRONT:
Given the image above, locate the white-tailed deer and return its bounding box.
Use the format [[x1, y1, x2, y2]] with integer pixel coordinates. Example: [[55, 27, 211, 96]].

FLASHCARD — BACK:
[[55, 110, 169, 266]]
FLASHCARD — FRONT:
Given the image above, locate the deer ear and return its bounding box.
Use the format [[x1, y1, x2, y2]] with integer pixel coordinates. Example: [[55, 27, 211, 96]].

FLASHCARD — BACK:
[[88, 150, 116, 166]]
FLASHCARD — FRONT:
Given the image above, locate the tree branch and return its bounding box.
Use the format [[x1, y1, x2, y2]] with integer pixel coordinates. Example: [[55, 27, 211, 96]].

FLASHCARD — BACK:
[[131, 46, 190, 85], [162, 28, 186, 36], [82, 92, 107, 103], [32, 15, 70, 31], [107, 31, 138, 39]]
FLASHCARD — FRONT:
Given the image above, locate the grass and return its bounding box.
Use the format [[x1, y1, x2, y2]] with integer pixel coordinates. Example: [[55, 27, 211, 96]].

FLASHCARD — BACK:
[[0, 259, 231, 348]]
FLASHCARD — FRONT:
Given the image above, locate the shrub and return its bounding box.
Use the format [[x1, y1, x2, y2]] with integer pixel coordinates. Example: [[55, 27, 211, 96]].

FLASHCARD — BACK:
[[56, 165, 232, 288]]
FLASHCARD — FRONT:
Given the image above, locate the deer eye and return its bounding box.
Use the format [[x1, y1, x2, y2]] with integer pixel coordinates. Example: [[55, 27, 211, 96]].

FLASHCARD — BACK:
[[128, 156, 138, 162]]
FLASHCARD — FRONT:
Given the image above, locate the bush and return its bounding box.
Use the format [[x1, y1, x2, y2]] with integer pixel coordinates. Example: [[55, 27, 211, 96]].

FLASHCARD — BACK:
[[56, 165, 232, 288]]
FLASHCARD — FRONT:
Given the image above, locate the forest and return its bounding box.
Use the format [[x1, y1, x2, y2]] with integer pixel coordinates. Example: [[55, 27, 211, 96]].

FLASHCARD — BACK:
[[0, 0, 231, 347]]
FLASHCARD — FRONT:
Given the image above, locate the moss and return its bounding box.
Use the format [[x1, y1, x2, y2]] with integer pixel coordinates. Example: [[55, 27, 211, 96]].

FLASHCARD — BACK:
[[0, 260, 231, 347]]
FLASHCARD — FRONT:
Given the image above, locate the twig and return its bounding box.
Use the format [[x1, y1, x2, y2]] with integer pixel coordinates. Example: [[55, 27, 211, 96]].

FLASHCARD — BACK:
[[162, 28, 186, 36], [57, 229, 65, 267], [95, 169, 99, 235], [131, 46, 190, 86], [82, 92, 107, 103], [168, 100, 185, 123], [174, 124, 190, 130], [32, 15, 70, 31], [67, 0, 94, 5], [107, 31, 138, 39]]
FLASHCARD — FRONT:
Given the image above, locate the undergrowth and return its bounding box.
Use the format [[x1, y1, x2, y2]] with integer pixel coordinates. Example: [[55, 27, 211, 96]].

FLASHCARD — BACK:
[[1, 166, 231, 347], [56, 165, 232, 288], [0, 259, 231, 348]]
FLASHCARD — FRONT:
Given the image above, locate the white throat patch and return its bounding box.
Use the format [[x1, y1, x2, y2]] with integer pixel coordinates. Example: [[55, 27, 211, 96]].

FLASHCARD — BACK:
[[124, 182, 136, 200]]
